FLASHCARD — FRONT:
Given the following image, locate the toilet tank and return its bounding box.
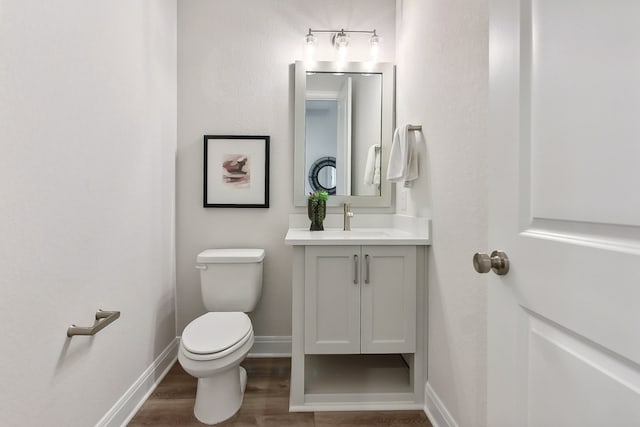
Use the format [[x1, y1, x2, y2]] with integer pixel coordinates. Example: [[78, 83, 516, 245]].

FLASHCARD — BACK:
[[196, 249, 264, 312]]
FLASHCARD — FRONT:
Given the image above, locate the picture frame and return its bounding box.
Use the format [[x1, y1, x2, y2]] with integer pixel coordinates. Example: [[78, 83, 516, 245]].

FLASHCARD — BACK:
[[203, 135, 270, 208]]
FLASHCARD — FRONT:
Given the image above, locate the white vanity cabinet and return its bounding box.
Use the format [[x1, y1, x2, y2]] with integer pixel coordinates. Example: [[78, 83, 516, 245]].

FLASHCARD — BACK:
[[304, 245, 416, 354], [285, 224, 430, 411]]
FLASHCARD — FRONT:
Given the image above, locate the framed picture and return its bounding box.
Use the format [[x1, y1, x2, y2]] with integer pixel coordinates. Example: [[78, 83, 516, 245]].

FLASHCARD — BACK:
[[203, 135, 270, 208]]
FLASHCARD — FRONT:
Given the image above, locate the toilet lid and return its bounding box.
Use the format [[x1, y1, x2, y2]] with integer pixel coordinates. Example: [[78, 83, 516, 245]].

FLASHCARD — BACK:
[[182, 312, 252, 355]]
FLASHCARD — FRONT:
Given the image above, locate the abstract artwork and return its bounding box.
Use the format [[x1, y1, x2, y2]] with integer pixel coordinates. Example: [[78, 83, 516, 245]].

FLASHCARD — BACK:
[[222, 154, 250, 187]]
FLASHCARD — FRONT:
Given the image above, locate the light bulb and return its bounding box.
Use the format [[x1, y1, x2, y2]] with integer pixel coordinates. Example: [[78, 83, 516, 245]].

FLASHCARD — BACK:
[[333, 31, 349, 62], [369, 32, 381, 62], [305, 31, 317, 48], [305, 30, 317, 64], [334, 32, 350, 49]]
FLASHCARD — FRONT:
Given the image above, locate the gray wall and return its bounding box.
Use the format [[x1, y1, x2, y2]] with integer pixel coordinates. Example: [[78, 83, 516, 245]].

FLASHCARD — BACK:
[[396, 1, 489, 426], [177, 0, 396, 335], [0, 1, 177, 425]]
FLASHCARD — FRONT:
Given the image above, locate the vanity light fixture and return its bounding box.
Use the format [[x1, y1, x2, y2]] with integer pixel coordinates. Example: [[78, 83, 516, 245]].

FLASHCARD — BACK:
[[304, 28, 382, 62]]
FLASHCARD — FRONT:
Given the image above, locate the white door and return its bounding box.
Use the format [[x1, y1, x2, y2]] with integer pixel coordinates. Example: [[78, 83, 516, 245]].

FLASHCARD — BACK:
[[487, 0, 640, 426], [361, 246, 416, 354]]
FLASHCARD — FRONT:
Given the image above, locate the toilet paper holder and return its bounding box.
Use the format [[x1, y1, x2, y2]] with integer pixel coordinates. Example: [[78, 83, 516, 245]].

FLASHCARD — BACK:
[[67, 309, 120, 337]]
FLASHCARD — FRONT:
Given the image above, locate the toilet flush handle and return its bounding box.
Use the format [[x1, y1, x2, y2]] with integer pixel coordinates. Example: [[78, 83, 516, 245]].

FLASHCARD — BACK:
[[195, 265, 208, 270]]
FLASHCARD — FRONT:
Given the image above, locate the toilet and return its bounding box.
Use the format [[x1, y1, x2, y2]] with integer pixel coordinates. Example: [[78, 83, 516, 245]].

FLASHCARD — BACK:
[[178, 248, 264, 425]]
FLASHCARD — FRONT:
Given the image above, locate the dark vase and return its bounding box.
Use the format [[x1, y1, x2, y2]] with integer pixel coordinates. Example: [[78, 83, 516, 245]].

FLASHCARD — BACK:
[[308, 199, 326, 231]]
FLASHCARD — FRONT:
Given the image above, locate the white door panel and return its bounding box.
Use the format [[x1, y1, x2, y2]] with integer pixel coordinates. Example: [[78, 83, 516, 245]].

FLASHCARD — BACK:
[[526, 0, 640, 226], [514, 235, 640, 363], [526, 315, 640, 427], [488, 0, 640, 425]]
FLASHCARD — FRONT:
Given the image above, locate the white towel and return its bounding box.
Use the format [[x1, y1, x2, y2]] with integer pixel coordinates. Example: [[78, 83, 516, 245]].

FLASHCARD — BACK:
[[373, 148, 381, 185], [387, 125, 418, 184], [363, 145, 381, 185]]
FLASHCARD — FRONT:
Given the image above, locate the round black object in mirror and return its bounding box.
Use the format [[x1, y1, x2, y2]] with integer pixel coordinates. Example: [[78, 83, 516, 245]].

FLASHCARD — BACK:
[[308, 156, 337, 195]]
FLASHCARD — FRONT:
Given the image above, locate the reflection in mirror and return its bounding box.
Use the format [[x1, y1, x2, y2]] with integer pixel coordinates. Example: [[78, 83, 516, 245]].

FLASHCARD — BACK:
[[305, 99, 340, 194], [294, 61, 394, 207], [305, 73, 382, 197], [308, 156, 336, 195]]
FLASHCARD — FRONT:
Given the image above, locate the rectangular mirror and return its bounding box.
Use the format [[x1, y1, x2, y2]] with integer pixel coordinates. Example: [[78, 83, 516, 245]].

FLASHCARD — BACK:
[[294, 61, 394, 207]]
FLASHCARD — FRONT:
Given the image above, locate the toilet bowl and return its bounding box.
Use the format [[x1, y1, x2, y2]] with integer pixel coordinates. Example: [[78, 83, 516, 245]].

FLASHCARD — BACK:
[[179, 312, 254, 425]]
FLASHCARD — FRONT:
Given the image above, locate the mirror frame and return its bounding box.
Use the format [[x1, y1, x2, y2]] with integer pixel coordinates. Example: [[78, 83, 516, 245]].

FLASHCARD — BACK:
[[294, 60, 394, 207]]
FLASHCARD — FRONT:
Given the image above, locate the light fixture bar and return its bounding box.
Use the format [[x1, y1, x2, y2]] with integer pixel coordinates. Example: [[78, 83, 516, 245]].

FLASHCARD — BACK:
[[305, 28, 381, 63], [307, 28, 377, 35]]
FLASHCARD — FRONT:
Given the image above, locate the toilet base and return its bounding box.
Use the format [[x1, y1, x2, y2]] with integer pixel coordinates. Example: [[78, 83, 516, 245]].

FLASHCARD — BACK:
[[193, 366, 248, 425]]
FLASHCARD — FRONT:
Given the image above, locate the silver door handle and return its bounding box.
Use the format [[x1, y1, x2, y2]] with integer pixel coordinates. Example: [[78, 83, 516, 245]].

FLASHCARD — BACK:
[[354, 254, 359, 284], [473, 250, 510, 275], [364, 254, 370, 284]]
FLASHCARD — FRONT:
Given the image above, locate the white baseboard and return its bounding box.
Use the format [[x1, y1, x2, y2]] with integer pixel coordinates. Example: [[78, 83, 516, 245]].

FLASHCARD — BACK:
[[96, 337, 179, 427], [424, 382, 459, 427], [248, 335, 292, 357]]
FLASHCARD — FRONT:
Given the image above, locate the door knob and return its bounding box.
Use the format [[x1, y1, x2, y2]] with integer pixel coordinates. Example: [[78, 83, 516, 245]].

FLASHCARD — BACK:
[[473, 250, 510, 275]]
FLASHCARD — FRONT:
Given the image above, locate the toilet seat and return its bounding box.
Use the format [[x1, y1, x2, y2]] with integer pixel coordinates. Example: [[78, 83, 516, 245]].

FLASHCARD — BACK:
[[181, 312, 253, 361]]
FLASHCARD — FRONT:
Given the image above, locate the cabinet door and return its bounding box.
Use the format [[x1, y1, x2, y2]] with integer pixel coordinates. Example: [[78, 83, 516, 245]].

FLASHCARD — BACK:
[[360, 246, 417, 353], [304, 246, 360, 354]]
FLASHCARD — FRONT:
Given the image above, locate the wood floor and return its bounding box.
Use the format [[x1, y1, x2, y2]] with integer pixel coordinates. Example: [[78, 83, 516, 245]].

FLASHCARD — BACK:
[[129, 358, 432, 427]]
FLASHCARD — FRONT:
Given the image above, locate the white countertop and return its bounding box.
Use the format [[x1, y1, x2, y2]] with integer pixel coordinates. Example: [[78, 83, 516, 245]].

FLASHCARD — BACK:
[[285, 226, 431, 246]]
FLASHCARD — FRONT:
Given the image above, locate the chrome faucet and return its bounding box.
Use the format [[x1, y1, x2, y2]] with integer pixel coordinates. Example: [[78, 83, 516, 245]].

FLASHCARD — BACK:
[[343, 203, 354, 231]]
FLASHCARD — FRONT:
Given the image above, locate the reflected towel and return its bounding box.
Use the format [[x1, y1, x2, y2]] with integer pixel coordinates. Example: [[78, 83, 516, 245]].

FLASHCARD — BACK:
[[363, 144, 381, 185], [386, 125, 418, 183]]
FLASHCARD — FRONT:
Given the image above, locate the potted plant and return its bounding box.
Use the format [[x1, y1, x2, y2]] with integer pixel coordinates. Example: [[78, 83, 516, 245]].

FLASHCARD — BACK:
[[307, 191, 328, 231]]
